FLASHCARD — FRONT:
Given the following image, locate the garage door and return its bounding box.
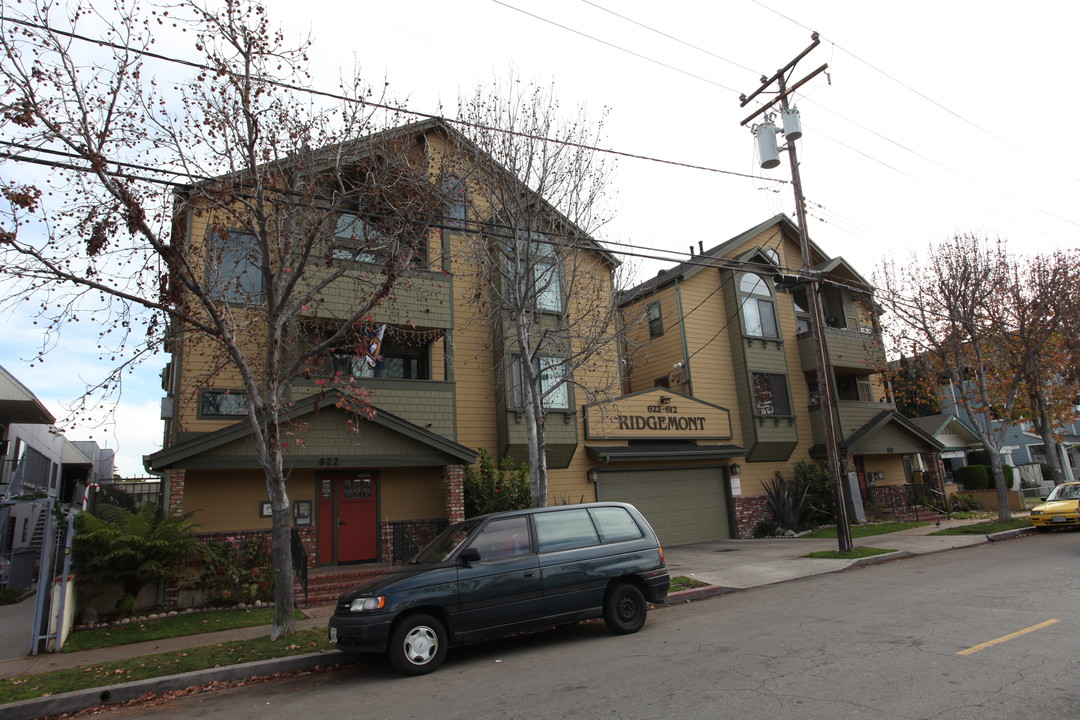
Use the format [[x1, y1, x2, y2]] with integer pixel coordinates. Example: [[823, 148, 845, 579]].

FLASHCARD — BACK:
[[596, 468, 730, 546]]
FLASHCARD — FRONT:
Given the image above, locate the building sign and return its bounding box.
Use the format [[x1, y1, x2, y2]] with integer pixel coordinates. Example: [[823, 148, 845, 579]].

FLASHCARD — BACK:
[[584, 389, 732, 441]]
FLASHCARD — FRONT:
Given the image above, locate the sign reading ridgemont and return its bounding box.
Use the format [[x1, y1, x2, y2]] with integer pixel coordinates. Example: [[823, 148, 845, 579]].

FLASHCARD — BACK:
[[584, 389, 733, 441]]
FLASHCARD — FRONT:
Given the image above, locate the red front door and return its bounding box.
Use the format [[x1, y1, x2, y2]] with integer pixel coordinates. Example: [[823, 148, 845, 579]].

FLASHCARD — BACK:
[[317, 471, 377, 564]]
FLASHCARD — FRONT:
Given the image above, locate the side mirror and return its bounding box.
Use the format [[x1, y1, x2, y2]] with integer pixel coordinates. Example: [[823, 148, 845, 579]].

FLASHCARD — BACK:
[[459, 547, 481, 564]]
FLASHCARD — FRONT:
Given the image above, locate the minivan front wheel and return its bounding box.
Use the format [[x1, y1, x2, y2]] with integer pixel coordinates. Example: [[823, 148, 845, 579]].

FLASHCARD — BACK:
[[604, 583, 647, 634], [388, 614, 447, 675]]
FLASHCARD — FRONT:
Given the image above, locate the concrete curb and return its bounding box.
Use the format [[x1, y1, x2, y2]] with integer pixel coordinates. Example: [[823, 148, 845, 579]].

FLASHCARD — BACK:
[[2, 651, 358, 720]]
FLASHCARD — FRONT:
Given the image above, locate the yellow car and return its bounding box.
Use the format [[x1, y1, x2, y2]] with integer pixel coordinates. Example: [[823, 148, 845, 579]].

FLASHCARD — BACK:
[[1029, 482, 1080, 530]]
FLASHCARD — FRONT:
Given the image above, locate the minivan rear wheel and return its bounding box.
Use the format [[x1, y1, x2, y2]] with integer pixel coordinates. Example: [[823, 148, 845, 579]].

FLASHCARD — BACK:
[[388, 614, 447, 675], [604, 583, 647, 634]]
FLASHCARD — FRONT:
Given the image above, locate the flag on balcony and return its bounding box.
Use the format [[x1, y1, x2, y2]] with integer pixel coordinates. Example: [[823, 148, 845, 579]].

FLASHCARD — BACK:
[[362, 324, 386, 369]]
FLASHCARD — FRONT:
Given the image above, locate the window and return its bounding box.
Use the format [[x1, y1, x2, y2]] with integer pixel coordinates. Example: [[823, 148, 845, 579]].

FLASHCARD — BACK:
[[329, 334, 429, 380], [201, 390, 249, 417], [534, 509, 600, 552], [333, 213, 427, 267], [792, 288, 812, 334], [589, 507, 643, 543], [442, 176, 467, 229], [332, 214, 382, 263], [647, 301, 664, 338], [740, 274, 778, 339], [512, 355, 568, 410], [514, 231, 563, 312], [468, 517, 531, 560], [207, 230, 262, 303], [857, 377, 873, 402], [753, 373, 791, 416]]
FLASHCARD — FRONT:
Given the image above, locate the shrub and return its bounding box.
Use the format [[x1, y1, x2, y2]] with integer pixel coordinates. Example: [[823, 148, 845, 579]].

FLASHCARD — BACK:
[[793, 460, 835, 525], [948, 492, 979, 512], [200, 535, 274, 606], [954, 464, 989, 491], [463, 449, 532, 517], [73, 504, 199, 616]]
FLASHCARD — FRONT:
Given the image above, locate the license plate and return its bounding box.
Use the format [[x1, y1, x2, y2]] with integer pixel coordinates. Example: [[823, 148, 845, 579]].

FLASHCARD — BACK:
[[1052, 516, 1067, 522], [329, 627, 338, 643]]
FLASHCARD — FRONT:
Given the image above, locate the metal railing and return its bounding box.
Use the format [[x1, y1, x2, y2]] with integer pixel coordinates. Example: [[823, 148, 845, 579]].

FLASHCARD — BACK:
[[864, 483, 949, 522]]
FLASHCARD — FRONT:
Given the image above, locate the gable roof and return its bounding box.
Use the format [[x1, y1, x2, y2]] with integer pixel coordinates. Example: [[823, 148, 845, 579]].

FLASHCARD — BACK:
[[619, 213, 873, 305], [145, 389, 476, 471], [908, 413, 983, 451]]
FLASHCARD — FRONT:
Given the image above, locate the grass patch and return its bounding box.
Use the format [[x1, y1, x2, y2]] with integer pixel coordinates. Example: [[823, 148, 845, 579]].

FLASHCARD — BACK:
[[62, 608, 305, 653], [801, 521, 930, 539], [668, 575, 709, 592], [929, 518, 1033, 535], [803, 547, 897, 560], [1, 628, 335, 705]]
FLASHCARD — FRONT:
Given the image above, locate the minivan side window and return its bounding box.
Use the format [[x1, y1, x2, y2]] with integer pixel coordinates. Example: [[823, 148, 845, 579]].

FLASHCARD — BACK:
[[589, 507, 644, 543], [469, 517, 531, 560], [534, 509, 601, 552]]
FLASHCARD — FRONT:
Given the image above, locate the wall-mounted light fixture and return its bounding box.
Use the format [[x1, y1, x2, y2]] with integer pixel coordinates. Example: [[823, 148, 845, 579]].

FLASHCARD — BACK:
[[659, 395, 672, 404], [729, 463, 741, 476], [587, 469, 599, 483]]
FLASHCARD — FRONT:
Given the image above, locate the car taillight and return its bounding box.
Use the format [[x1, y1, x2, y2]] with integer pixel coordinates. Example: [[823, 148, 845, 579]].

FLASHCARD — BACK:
[[658, 546, 665, 564]]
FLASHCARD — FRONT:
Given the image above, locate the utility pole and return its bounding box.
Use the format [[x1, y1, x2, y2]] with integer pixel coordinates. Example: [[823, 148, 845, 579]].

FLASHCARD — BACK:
[[739, 33, 853, 553]]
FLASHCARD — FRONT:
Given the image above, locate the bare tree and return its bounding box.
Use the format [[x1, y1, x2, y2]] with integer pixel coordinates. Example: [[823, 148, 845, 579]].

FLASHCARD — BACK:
[[0, 0, 444, 637], [877, 235, 1018, 520], [449, 78, 626, 506]]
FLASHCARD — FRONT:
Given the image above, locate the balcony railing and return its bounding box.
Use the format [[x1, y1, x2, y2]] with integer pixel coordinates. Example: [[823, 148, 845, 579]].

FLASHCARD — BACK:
[[798, 326, 884, 374]]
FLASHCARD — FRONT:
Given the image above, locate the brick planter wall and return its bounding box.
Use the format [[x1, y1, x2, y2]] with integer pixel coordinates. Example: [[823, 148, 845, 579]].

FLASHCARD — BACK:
[[733, 495, 773, 538]]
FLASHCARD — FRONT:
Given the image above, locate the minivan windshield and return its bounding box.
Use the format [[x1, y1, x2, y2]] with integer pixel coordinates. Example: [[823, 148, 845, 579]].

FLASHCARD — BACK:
[[411, 518, 483, 564]]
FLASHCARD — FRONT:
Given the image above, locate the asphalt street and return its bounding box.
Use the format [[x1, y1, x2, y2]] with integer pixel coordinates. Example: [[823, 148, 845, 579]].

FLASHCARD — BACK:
[[71, 530, 1080, 720]]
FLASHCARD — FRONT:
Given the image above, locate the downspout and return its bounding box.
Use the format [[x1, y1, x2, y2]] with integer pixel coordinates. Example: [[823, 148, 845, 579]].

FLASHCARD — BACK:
[[675, 279, 692, 396]]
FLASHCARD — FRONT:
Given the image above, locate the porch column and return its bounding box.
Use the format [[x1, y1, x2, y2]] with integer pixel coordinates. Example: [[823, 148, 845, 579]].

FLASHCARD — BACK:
[[444, 464, 465, 523]]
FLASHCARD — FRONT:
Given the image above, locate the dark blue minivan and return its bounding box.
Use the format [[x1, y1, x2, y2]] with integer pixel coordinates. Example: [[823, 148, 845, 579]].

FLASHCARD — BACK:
[[328, 502, 669, 674]]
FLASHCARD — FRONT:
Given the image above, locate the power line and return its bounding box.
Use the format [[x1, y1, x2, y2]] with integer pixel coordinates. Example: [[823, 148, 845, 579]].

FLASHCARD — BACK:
[[0, 14, 775, 185], [491, 0, 742, 94]]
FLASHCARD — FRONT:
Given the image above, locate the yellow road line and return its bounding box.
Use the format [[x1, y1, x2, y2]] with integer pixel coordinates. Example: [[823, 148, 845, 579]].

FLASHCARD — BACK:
[[957, 619, 1060, 656]]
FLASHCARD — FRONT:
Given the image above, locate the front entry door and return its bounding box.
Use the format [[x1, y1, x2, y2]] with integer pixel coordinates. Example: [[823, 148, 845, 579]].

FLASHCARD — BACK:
[[317, 471, 377, 564]]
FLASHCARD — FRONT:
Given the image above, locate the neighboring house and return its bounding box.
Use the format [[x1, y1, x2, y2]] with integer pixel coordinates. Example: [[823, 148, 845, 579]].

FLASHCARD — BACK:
[[935, 382, 1079, 484], [906, 413, 983, 481], [0, 364, 114, 590], [616, 215, 944, 534]]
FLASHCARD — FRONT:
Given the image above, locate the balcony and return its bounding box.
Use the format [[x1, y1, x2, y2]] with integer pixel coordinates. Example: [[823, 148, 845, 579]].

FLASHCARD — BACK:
[[808, 399, 897, 446], [798, 326, 884, 374], [297, 266, 453, 329], [291, 377, 457, 439]]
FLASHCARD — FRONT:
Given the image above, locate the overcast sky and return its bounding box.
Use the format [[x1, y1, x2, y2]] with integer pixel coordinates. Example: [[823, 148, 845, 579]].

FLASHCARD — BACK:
[[3, 0, 1076, 475]]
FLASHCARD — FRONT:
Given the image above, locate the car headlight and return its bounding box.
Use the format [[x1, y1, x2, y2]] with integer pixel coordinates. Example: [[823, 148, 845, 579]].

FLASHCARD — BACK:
[[349, 596, 386, 612], [1031, 510, 1043, 515]]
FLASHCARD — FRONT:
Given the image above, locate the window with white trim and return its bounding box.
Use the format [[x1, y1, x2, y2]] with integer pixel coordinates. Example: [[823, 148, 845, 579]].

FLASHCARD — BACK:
[[647, 301, 664, 338], [512, 355, 568, 410], [740, 273, 779, 339]]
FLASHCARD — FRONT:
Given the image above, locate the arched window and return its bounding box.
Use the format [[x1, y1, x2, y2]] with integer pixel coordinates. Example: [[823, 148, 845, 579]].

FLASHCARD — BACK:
[[740, 273, 778, 339]]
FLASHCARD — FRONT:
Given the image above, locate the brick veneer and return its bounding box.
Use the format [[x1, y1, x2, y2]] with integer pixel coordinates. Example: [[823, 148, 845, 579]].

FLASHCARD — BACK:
[[444, 464, 465, 523], [733, 494, 773, 538], [162, 468, 186, 516]]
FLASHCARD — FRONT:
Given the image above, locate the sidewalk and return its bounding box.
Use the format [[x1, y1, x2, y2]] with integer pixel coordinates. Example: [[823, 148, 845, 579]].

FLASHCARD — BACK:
[[0, 517, 1034, 719]]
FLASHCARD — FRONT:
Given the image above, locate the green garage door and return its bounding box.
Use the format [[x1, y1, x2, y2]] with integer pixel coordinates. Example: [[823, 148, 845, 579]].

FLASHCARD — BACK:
[[596, 468, 730, 546]]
